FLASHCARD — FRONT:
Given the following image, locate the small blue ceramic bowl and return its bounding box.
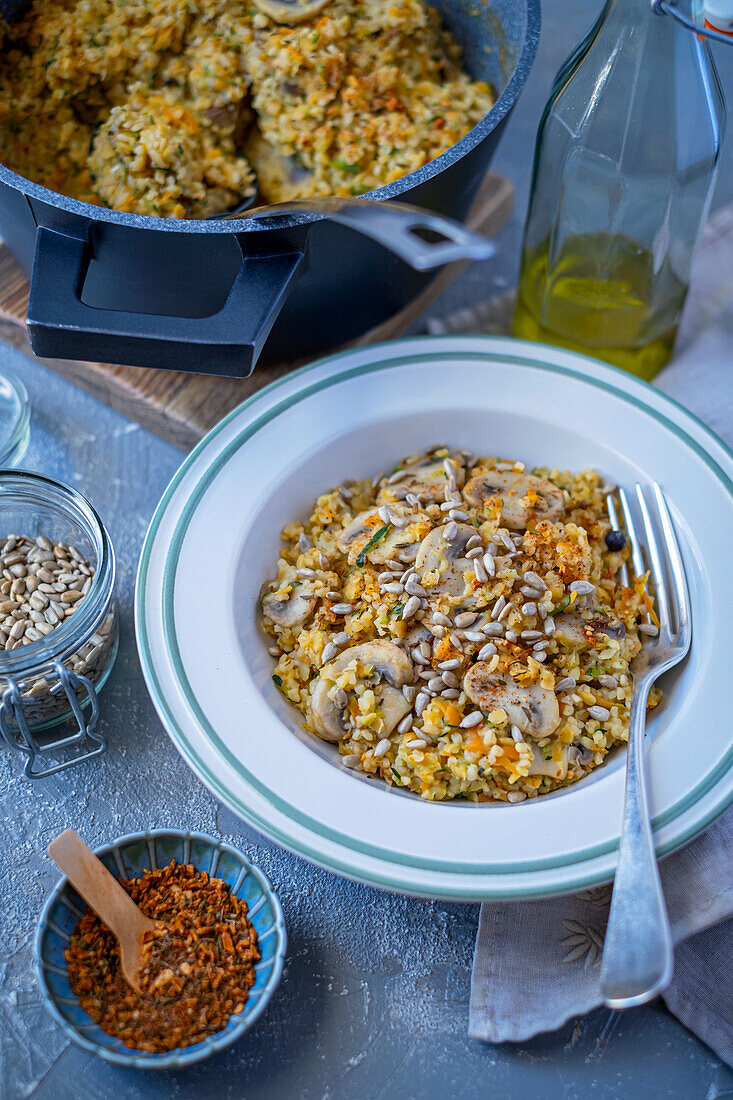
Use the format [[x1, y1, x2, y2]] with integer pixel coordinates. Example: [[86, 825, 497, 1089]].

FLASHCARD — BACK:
[[34, 830, 287, 1070]]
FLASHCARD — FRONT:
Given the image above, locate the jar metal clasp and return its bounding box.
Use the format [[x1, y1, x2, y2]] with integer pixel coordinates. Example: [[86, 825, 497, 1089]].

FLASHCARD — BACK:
[[0, 661, 107, 779]]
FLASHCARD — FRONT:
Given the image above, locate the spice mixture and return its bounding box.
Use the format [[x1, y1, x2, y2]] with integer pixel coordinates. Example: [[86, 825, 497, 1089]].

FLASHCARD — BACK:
[[261, 446, 661, 802], [0, 0, 494, 217], [66, 860, 260, 1052]]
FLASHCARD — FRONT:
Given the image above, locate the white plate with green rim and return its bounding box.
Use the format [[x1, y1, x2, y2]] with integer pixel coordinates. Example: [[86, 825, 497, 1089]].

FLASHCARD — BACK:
[[135, 335, 733, 901]]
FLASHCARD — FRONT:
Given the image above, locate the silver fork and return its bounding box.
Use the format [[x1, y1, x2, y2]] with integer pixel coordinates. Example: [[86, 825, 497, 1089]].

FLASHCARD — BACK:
[[599, 482, 692, 1008]]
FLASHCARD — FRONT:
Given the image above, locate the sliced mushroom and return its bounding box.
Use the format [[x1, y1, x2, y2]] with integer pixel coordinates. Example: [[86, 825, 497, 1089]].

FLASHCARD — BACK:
[[554, 609, 626, 647], [308, 641, 413, 742], [567, 742, 595, 771], [337, 507, 421, 566], [463, 470, 565, 530], [415, 523, 476, 600], [262, 588, 316, 628], [463, 663, 560, 740], [527, 743, 569, 780], [379, 453, 465, 503], [252, 0, 331, 24]]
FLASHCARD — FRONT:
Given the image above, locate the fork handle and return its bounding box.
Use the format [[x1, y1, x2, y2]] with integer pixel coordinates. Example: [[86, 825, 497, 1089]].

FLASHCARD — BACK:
[[600, 680, 673, 1008]]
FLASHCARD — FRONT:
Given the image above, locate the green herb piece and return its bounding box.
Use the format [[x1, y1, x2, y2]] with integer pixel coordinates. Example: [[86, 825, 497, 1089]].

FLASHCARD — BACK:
[[391, 767, 404, 785], [356, 524, 390, 566], [332, 159, 361, 174], [387, 602, 405, 620], [551, 594, 572, 616], [272, 674, 283, 687]]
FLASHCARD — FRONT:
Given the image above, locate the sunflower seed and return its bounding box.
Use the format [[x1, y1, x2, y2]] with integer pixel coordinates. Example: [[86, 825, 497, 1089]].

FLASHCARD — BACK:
[[445, 522, 459, 541], [441, 688, 460, 699], [520, 585, 543, 599], [439, 500, 456, 512], [412, 649, 430, 666], [491, 595, 507, 621], [441, 670, 459, 688], [460, 711, 483, 728], [521, 602, 537, 617], [297, 567, 316, 578], [510, 725, 524, 743], [432, 612, 452, 626], [507, 791, 527, 803], [588, 705, 610, 720], [482, 622, 504, 637], [415, 691, 430, 716], [405, 576, 426, 598], [333, 688, 348, 708], [570, 580, 595, 596], [466, 546, 484, 560], [532, 640, 550, 652], [397, 713, 414, 734], [463, 630, 485, 642], [466, 534, 483, 550], [500, 532, 515, 552], [478, 642, 497, 660], [599, 674, 618, 689], [533, 651, 547, 662], [342, 754, 361, 768], [638, 623, 659, 636], [427, 676, 444, 692], [438, 658, 461, 670], [382, 582, 404, 595], [555, 677, 577, 692], [298, 533, 313, 552], [473, 560, 488, 584], [449, 633, 464, 650], [544, 617, 556, 636], [402, 595, 421, 620], [483, 553, 496, 577], [455, 611, 477, 629], [387, 470, 407, 484], [524, 570, 547, 590], [390, 512, 410, 529], [374, 738, 392, 758], [521, 630, 543, 641], [402, 685, 418, 702], [330, 603, 352, 615], [321, 642, 339, 663], [449, 509, 469, 522]]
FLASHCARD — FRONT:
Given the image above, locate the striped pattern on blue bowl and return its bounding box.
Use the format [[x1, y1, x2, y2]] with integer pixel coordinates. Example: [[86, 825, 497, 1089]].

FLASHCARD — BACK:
[[34, 830, 287, 1070]]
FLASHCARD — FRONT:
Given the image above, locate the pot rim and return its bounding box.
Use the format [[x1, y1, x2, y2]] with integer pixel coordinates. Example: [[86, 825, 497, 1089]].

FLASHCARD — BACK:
[[0, 0, 540, 235]]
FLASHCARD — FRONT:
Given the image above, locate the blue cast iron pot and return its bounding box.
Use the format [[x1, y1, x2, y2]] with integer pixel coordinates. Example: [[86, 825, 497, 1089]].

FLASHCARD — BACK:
[[0, 0, 540, 377]]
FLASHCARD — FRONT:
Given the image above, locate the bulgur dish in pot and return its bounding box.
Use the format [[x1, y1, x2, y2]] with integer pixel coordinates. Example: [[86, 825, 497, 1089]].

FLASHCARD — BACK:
[[0, 0, 494, 218], [261, 447, 661, 803]]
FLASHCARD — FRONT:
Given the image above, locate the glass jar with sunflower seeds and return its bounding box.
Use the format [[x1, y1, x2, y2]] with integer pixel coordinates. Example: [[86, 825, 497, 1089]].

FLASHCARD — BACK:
[[0, 471, 118, 778]]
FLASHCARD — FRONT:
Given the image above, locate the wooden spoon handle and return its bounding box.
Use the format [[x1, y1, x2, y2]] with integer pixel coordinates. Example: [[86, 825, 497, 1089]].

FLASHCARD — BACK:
[[48, 829, 154, 940]]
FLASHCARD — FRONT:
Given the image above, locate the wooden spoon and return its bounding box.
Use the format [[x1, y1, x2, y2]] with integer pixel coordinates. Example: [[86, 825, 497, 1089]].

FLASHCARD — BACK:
[[49, 829, 157, 996]]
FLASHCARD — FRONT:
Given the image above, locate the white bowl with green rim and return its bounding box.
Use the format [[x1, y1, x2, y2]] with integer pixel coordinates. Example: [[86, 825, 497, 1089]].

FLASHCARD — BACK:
[[135, 336, 733, 901]]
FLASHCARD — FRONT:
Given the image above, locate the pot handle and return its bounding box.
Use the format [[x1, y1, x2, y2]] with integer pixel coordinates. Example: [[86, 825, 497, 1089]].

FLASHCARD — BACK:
[[26, 226, 305, 377], [244, 197, 496, 271]]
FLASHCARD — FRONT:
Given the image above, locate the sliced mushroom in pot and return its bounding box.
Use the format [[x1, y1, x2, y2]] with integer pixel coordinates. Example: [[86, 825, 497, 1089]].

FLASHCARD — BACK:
[[463, 470, 565, 529], [251, 0, 331, 24], [308, 640, 413, 742], [462, 663, 560, 739]]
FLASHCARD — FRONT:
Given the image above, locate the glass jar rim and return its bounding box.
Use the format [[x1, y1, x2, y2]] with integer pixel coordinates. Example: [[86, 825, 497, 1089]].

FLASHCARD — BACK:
[[0, 367, 30, 468], [0, 471, 115, 677]]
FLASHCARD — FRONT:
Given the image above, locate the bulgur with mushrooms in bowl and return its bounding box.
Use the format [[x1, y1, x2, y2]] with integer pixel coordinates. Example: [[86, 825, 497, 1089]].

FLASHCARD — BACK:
[[261, 447, 660, 803]]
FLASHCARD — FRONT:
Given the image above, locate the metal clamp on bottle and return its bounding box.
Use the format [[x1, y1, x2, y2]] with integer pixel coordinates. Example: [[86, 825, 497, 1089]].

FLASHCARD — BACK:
[[0, 661, 107, 779], [652, 0, 733, 43]]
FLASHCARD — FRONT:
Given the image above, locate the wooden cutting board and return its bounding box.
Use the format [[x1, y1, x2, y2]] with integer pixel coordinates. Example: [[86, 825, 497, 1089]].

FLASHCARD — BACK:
[[0, 172, 513, 450]]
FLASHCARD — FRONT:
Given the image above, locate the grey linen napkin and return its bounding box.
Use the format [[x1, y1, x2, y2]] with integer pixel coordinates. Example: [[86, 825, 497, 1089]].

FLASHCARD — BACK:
[[428, 204, 733, 1062]]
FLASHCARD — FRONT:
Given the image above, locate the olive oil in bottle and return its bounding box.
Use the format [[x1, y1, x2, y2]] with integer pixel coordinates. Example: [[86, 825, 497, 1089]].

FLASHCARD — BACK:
[[513, 233, 686, 380], [513, 0, 726, 379]]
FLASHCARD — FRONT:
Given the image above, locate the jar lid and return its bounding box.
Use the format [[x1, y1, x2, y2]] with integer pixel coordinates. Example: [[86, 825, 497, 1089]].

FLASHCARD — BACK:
[[0, 366, 30, 468]]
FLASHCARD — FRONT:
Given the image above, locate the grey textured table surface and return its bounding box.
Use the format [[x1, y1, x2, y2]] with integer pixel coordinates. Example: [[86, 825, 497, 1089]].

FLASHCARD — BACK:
[[2, 3, 733, 1098]]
